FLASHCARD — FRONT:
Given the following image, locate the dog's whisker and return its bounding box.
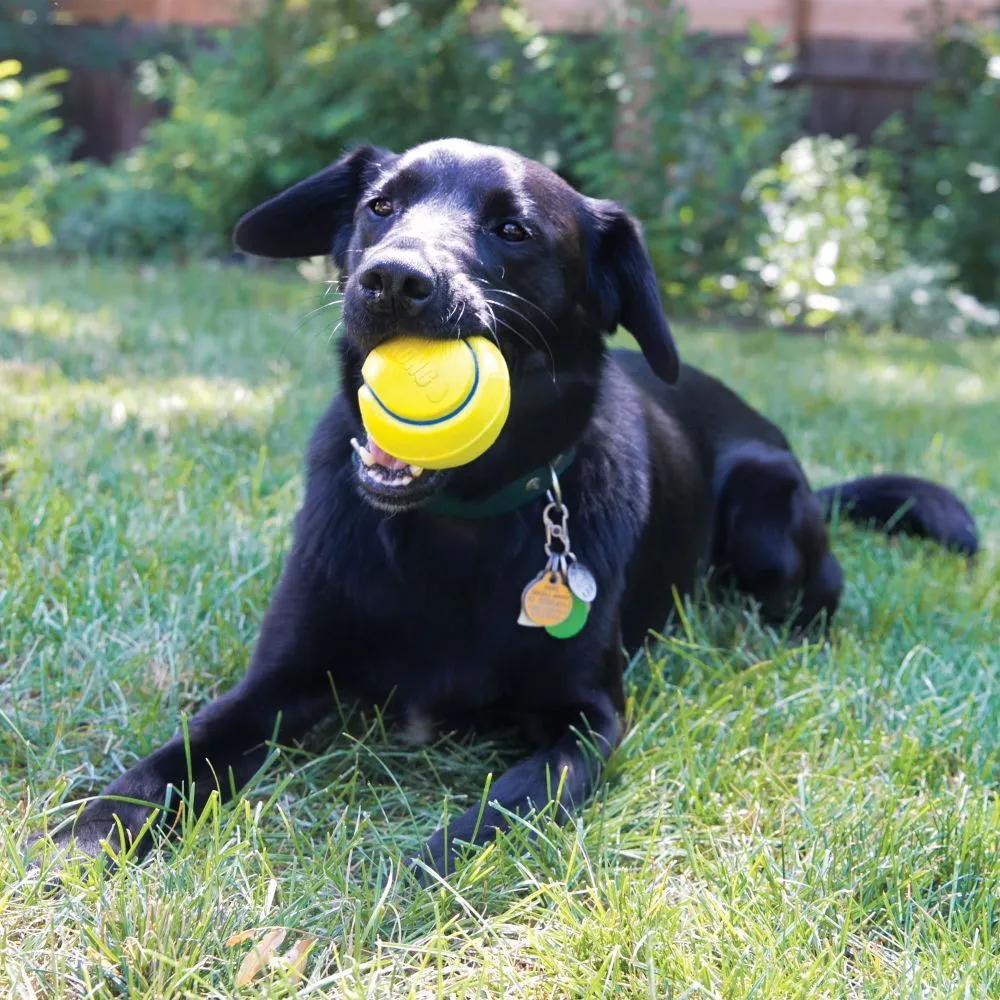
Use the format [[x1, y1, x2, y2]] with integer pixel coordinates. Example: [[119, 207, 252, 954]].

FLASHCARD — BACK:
[[487, 309, 556, 381], [475, 278, 559, 344], [327, 319, 345, 345], [486, 298, 556, 378], [294, 299, 345, 334], [292, 287, 350, 340], [451, 301, 467, 338], [484, 301, 499, 338], [485, 288, 560, 331], [490, 298, 553, 345], [481, 301, 502, 349]]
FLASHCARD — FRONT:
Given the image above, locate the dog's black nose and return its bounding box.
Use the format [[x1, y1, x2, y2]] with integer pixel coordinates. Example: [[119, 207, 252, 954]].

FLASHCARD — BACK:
[[358, 254, 435, 317]]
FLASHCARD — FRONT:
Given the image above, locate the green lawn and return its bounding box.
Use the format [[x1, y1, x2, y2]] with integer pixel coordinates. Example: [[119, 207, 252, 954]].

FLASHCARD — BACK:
[[1, 258, 998, 998]]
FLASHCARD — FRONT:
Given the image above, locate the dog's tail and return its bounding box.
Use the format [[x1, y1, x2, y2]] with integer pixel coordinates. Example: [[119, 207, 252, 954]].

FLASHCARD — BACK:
[[816, 475, 979, 557]]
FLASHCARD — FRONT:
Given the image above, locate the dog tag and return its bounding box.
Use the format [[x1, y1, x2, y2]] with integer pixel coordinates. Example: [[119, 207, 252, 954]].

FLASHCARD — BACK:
[[517, 607, 543, 627], [518, 571, 548, 626], [545, 594, 590, 639], [566, 561, 598, 603], [521, 572, 574, 627]]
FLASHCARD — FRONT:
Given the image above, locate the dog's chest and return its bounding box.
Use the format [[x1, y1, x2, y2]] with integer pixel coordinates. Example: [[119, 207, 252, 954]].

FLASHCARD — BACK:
[[331, 506, 620, 716], [347, 588, 602, 723]]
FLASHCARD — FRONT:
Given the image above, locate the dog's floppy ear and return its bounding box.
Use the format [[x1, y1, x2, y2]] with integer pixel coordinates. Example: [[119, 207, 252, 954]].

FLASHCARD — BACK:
[[583, 198, 679, 384], [233, 144, 397, 264]]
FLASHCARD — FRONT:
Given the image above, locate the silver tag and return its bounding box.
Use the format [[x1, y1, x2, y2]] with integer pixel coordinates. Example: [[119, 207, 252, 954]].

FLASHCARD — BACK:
[[567, 561, 598, 603]]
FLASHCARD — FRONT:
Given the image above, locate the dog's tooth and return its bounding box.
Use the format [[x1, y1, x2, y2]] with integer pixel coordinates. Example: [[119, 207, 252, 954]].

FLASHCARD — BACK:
[[396, 475, 413, 487], [408, 465, 424, 478], [350, 437, 376, 467]]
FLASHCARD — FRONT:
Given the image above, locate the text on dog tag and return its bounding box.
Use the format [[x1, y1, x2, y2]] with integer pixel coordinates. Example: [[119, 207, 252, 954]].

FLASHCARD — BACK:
[[521, 573, 574, 627]]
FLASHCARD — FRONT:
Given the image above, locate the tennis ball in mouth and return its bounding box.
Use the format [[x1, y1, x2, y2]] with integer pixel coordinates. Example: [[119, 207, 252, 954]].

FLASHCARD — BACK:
[[357, 335, 511, 470]]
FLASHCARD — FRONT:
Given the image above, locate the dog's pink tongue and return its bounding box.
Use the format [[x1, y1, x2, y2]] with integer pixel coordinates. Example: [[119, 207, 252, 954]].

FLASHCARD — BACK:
[[367, 438, 409, 471]]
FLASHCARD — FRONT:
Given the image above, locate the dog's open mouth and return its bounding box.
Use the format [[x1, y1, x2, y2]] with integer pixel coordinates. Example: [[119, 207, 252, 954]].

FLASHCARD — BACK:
[[350, 435, 447, 509], [351, 436, 423, 487]]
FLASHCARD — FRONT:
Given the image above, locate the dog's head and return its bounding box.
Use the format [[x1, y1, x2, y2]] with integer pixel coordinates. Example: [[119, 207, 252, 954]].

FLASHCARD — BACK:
[[234, 138, 678, 512]]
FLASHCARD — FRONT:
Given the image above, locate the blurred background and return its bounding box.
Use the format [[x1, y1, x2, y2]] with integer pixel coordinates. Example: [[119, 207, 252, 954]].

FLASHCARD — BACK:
[[3, 0, 1000, 336]]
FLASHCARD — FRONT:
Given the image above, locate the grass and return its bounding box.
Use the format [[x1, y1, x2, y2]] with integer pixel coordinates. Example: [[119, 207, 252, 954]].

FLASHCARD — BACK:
[[1, 257, 998, 998]]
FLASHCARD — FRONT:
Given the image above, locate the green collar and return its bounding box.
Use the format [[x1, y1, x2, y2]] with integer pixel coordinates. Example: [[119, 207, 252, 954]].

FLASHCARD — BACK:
[[423, 448, 577, 519]]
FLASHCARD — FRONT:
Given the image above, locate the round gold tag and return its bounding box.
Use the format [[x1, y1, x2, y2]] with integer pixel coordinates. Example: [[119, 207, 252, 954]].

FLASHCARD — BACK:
[[521, 574, 574, 627]]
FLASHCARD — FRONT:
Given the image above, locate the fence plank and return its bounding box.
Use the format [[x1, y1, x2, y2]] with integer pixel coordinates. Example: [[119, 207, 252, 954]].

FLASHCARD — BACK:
[[809, 0, 995, 41], [64, 0, 243, 25]]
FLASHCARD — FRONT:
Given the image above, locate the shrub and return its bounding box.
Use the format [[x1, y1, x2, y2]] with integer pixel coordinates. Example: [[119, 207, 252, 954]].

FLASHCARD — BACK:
[[834, 262, 1000, 338], [568, 9, 805, 317], [0, 59, 71, 247], [743, 135, 905, 326], [49, 158, 205, 259], [107, 0, 609, 252], [874, 2, 1000, 304]]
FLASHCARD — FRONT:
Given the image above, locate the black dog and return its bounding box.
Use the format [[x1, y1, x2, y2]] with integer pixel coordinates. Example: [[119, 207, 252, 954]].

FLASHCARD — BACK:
[[40, 139, 979, 879]]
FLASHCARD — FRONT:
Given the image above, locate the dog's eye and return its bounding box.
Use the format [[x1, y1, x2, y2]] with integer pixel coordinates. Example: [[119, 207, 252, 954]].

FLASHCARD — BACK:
[[496, 221, 530, 242], [369, 198, 394, 218]]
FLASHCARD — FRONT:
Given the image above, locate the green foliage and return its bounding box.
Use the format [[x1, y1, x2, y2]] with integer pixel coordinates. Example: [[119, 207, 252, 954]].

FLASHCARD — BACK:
[[0, 59, 71, 247], [55, 0, 805, 286], [569, 11, 805, 317], [48, 158, 205, 259], [109, 0, 610, 251], [744, 136, 905, 327], [874, 3, 1000, 304]]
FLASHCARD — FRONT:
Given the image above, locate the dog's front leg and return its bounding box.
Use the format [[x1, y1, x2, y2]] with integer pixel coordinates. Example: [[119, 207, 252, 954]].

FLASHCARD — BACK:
[[39, 563, 341, 864], [417, 687, 623, 880]]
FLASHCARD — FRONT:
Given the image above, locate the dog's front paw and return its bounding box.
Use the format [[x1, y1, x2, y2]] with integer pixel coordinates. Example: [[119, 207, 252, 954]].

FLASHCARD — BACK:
[[405, 830, 450, 887], [26, 805, 155, 879], [407, 820, 489, 887]]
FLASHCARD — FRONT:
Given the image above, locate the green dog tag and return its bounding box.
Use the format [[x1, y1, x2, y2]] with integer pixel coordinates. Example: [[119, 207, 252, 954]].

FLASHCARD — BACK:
[[545, 594, 590, 639]]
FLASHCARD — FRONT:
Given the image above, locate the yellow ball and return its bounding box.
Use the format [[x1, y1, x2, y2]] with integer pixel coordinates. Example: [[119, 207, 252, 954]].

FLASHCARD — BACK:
[[358, 335, 511, 470]]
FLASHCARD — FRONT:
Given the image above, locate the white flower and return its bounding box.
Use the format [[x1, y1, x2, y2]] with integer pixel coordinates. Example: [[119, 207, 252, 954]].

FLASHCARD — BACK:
[[817, 240, 840, 267], [813, 266, 837, 287], [805, 293, 841, 312], [760, 263, 781, 285]]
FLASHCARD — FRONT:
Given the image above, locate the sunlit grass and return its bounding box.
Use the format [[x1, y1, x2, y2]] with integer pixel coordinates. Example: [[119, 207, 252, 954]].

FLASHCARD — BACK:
[[1, 259, 998, 997]]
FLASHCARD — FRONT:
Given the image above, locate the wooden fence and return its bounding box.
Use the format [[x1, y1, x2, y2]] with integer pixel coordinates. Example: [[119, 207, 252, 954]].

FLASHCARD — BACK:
[[60, 0, 998, 38]]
